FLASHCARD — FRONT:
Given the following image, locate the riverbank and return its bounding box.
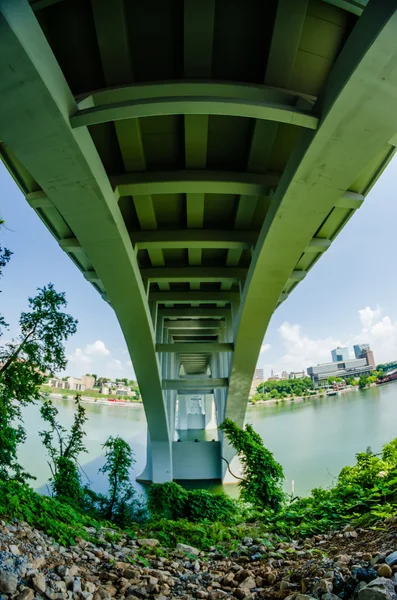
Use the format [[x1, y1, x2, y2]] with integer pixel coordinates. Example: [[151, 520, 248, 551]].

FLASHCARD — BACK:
[[1, 514, 397, 600], [46, 392, 142, 408], [248, 383, 375, 407]]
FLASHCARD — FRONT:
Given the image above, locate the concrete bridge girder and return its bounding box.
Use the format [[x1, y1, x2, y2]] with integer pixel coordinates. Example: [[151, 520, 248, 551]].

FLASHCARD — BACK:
[[0, 0, 396, 483]]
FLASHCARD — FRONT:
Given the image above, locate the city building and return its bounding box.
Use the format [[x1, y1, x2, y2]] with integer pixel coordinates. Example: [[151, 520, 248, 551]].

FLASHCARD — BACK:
[[281, 371, 289, 380], [254, 368, 264, 380], [307, 358, 372, 385], [354, 343, 370, 359], [81, 375, 95, 389], [46, 376, 86, 391], [354, 343, 375, 367], [289, 371, 305, 379], [331, 347, 349, 362]]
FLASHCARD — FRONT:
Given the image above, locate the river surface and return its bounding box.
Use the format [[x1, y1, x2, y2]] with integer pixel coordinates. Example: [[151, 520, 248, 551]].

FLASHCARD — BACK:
[[19, 383, 397, 497]]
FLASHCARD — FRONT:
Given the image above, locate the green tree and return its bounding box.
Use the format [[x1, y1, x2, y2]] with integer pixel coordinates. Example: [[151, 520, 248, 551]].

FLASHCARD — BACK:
[[0, 270, 77, 482], [358, 375, 369, 389], [39, 396, 87, 503], [97, 436, 142, 525], [219, 419, 284, 511]]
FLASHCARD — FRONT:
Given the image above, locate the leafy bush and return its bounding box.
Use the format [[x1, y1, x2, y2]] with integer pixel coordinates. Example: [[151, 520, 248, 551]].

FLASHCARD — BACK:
[[147, 481, 188, 520], [0, 480, 100, 545], [86, 436, 145, 526], [147, 481, 237, 523], [39, 396, 87, 503], [188, 489, 236, 523], [262, 437, 397, 537], [219, 419, 284, 511]]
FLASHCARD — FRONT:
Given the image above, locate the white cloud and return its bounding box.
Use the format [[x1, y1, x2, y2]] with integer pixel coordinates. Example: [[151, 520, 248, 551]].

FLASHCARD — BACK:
[[85, 340, 110, 356], [66, 340, 109, 373], [352, 306, 397, 362], [262, 323, 342, 376], [107, 359, 123, 373], [67, 347, 94, 366], [260, 343, 271, 353], [261, 305, 397, 378]]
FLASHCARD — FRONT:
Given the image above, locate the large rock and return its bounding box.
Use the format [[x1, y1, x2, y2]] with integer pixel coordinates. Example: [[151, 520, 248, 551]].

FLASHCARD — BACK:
[[137, 539, 159, 548], [32, 572, 46, 594], [386, 552, 397, 567], [378, 565, 393, 578], [176, 543, 200, 556], [358, 577, 397, 600], [16, 589, 35, 600], [0, 570, 18, 594]]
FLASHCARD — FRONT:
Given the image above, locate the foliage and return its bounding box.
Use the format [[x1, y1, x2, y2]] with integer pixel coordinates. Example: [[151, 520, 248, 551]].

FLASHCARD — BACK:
[[147, 481, 237, 523], [262, 436, 397, 537], [0, 479, 100, 546], [147, 481, 188, 520], [39, 396, 87, 502], [256, 377, 313, 400], [359, 375, 369, 388], [219, 419, 284, 511], [0, 242, 12, 334], [85, 436, 145, 527], [0, 269, 77, 481]]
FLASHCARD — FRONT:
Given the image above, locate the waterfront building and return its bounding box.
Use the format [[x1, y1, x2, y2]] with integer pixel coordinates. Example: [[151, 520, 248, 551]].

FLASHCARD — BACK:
[[354, 343, 370, 359], [364, 348, 376, 368], [81, 375, 95, 389], [46, 376, 86, 391], [354, 343, 375, 367], [307, 357, 372, 385], [289, 371, 305, 379], [331, 347, 349, 362]]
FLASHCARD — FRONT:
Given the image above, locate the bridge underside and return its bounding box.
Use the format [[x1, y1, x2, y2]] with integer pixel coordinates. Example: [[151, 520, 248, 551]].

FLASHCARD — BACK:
[[1, 0, 397, 481]]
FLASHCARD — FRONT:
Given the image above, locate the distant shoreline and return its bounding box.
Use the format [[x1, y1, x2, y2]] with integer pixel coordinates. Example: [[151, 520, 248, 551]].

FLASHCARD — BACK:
[[248, 384, 363, 407], [46, 392, 143, 408]]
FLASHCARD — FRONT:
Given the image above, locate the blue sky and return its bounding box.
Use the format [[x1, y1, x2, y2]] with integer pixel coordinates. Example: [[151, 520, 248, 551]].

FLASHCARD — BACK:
[[1, 157, 397, 381]]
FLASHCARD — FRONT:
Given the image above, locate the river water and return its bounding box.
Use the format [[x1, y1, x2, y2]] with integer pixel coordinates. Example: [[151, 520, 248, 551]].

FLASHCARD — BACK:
[[19, 383, 397, 497]]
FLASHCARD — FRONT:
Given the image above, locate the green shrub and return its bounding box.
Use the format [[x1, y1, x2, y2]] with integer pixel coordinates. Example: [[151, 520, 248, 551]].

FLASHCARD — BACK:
[[87, 436, 145, 526], [0, 480, 100, 545], [147, 481, 188, 520], [219, 419, 284, 511], [147, 481, 237, 523], [261, 437, 397, 537]]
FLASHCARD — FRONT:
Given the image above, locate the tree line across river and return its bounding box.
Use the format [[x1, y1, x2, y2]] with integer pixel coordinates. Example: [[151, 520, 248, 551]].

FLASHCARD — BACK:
[[251, 368, 391, 402]]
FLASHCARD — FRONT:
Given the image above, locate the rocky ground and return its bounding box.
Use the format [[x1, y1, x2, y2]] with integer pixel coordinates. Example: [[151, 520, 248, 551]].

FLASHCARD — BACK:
[[1, 519, 397, 600]]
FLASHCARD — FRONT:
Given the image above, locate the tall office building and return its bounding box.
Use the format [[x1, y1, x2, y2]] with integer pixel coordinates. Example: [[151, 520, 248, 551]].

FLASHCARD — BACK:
[[254, 368, 264, 380], [331, 347, 349, 362], [354, 343, 370, 359]]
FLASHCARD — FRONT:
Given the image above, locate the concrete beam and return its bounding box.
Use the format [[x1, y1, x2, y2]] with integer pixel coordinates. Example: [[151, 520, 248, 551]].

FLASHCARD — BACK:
[[26, 190, 52, 208], [113, 170, 280, 197], [305, 238, 331, 253], [156, 343, 233, 353], [70, 86, 318, 130], [336, 191, 365, 209], [164, 320, 223, 329], [59, 237, 84, 252], [150, 291, 240, 304], [159, 308, 230, 318], [142, 267, 246, 283], [131, 229, 257, 250], [288, 270, 307, 282], [163, 378, 228, 390]]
